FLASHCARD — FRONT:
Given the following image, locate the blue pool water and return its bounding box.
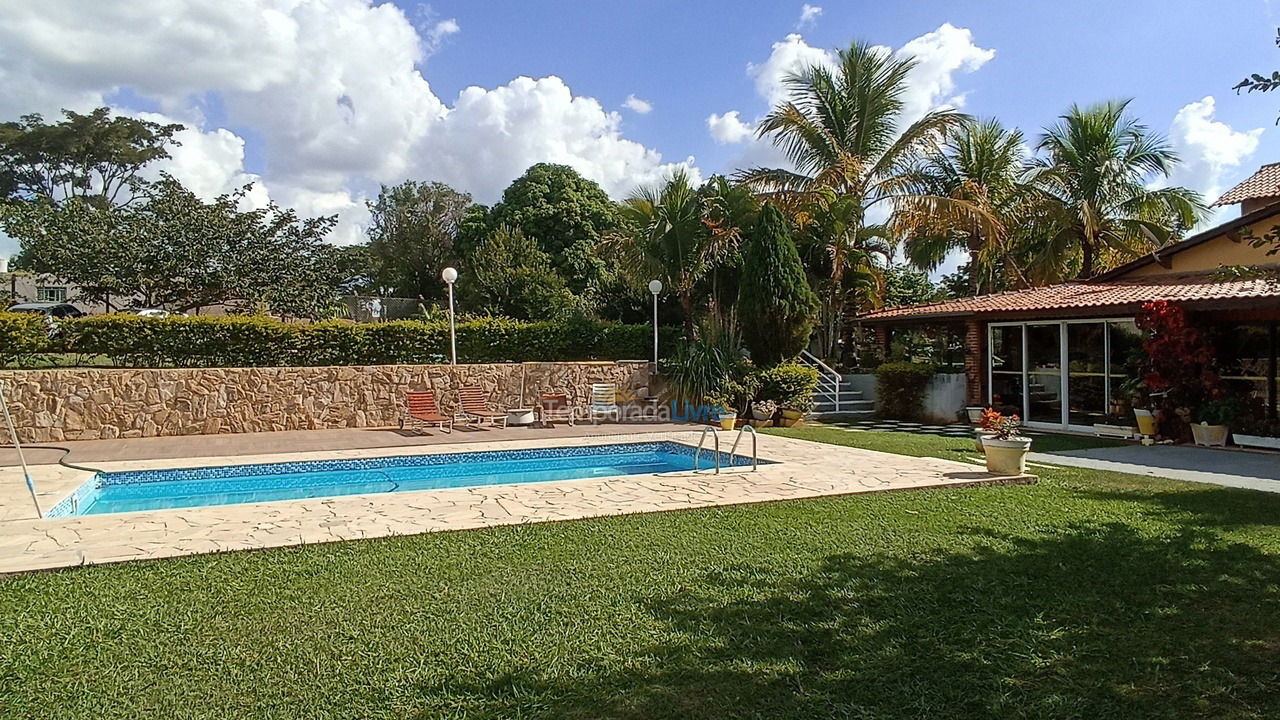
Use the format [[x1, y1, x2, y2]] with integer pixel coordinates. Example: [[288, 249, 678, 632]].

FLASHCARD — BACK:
[[48, 442, 757, 517]]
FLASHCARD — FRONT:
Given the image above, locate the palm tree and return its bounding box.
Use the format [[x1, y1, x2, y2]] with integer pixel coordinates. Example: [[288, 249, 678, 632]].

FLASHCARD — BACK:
[[738, 40, 996, 359], [901, 118, 1034, 295], [611, 169, 725, 337], [1026, 100, 1206, 281]]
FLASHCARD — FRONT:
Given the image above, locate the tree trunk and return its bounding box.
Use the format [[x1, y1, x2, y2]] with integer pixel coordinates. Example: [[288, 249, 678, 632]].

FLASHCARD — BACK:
[[1081, 239, 1096, 279], [680, 291, 695, 339]]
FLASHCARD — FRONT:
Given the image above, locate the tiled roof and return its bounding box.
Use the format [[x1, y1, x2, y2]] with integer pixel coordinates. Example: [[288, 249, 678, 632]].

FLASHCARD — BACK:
[[857, 272, 1280, 322], [1214, 162, 1280, 206]]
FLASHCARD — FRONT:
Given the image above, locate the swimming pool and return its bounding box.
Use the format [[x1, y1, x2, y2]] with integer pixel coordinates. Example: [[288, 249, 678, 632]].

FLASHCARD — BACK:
[[47, 442, 760, 517]]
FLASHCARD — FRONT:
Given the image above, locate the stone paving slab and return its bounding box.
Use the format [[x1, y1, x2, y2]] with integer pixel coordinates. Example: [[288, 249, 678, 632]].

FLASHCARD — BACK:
[[0, 431, 1032, 574]]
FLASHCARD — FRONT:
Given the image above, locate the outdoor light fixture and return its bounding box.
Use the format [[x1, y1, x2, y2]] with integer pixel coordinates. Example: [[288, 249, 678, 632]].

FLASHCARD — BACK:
[[442, 267, 459, 365], [648, 279, 663, 365]]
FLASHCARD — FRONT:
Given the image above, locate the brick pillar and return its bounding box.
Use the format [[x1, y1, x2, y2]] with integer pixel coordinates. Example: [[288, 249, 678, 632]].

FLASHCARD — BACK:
[[872, 325, 890, 361], [963, 318, 986, 406]]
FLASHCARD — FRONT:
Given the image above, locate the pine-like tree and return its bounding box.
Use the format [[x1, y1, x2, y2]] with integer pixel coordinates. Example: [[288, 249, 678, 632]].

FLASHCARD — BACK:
[[738, 203, 818, 365]]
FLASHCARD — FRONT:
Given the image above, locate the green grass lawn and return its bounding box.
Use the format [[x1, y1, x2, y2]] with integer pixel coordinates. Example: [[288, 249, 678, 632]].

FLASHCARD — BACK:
[[2, 428, 1278, 719]]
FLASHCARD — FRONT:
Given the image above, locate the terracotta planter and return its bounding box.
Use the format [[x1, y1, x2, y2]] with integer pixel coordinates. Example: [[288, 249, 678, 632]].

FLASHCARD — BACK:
[[982, 436, 1032, 475], [1133, 408, 1157, 436], [975, 429, 997, 452], [1191, 423, 1229, 447], [781, 408, 804, 421]]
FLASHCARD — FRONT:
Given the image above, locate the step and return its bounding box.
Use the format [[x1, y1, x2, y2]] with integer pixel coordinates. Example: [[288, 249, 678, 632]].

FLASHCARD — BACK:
[[808, 409, 876, 420], [812, 399, 875, 412], [813, 391, 863, 401]]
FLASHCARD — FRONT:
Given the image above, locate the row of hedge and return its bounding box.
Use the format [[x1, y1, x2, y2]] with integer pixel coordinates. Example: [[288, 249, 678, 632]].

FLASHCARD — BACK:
[[0, 313, 677, 368]]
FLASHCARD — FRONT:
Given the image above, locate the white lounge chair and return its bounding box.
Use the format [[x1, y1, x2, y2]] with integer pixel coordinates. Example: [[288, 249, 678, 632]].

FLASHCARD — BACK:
[[588, 383, 621, 424]]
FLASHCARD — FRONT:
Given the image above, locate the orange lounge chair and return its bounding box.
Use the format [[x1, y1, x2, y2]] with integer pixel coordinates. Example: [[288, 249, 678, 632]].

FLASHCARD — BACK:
[[400, 390, 452, 434], [538, 392, 575, 426], [456, 385, 508, 428]]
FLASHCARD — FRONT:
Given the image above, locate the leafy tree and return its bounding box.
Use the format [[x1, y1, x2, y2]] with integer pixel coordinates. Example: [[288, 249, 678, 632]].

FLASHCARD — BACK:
[[458, 226, 581, 320], [366, 180, 471, 299], [697, 175, 760, 319], [0, 107, 183, 207], [2, 175, 344, 317], [738, 40, 995, 360], [902, 118, 1034, 295], [1233, 29, 1280, 122], [737, 203, 818, 365], [1026, 100, 1205, 280], [881, 263, 941, 307]]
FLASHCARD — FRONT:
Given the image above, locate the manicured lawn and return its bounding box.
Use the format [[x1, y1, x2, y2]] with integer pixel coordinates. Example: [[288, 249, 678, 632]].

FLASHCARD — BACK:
[[2, 429, 1278, 719]]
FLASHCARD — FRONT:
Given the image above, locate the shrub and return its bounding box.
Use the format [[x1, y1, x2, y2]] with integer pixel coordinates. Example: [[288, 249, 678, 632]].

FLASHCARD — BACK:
[[756, 363, 819, 411], [874, 361, 936, 421], [0, 312, 51, 365], [737, 204, 818, 366]]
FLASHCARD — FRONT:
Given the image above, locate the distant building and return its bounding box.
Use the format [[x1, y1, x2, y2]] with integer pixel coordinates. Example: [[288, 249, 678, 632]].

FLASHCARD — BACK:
[[2, 270, 113, 314]]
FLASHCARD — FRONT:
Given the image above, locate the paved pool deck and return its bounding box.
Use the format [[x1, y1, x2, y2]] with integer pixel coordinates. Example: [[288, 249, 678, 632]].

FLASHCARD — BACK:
[[0, 425, 1032, 574]]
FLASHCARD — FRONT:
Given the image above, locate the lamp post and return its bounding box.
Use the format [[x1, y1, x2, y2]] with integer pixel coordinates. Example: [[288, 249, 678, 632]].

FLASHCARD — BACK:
[[648, 279, 663, 365], [442, 267, 458, 365]]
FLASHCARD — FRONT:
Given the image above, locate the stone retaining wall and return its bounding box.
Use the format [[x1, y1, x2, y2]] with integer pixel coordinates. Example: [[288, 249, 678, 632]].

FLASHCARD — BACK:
[[0, 362, 655, 442]]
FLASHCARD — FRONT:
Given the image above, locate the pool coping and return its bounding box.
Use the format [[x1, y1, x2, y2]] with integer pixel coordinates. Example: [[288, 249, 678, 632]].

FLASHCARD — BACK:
[[1, 431, 1033, 574]]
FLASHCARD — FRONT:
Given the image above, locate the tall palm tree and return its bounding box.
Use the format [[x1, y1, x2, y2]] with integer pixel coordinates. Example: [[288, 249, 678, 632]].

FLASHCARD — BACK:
[[611, 169, 725, 337], [902, 118, 1033, 295], [1027, 100, 1206, 281], [738, 40, 996, 359]]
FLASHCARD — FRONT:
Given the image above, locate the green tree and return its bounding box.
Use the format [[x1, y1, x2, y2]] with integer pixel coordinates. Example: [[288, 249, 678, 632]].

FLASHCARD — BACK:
[[902, 118, 1033, 295], [0, 107, 183, 207], [458, 226, 581, 320], [1027, 100, 1205, 280], [366, 180, 471, 299], [738, 203, 818, 366], [2, 175, 344, 317], [738, 40, 994, 360], [487, 163, 621, 274], [881, 263, 941, 307]]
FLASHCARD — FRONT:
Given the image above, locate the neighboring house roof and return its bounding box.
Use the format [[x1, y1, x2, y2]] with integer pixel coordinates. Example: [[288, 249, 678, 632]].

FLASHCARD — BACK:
[[1094, 201, 1280, 281], [857, 273, 1280, 324], [1214, 162, 1280, 206]]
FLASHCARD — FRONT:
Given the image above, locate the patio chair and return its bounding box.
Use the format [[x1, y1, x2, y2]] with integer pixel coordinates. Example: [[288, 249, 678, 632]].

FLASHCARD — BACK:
[[456, 385, 508, 428], [588, 383, 622, 424], [538, 392, 576, 426], [401, 390, 452, 434]]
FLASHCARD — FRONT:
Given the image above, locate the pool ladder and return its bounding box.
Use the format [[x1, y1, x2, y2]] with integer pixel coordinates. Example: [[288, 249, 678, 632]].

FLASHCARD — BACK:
[[693, 425, 758, 474]]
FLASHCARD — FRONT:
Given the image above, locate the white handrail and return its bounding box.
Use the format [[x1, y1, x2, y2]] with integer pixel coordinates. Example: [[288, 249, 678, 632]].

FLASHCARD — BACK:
[[799, 349, 842, 413], [729, 425, 758, 471], [693, 426, 720, 474], [0, 384, 41, 518]]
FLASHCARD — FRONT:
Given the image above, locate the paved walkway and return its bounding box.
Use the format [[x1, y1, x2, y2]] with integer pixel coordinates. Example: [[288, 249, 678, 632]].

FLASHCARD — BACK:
[[1031, 444, 1280, 493], [0, 429, 1030, 574]]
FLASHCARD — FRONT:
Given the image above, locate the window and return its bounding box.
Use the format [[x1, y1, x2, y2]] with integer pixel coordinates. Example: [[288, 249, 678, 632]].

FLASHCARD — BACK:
[[36, 286, 67, 303]]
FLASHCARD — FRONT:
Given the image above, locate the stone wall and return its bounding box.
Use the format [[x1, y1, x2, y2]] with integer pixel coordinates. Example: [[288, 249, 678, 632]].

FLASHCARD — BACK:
[[0, 362, 655, 442]]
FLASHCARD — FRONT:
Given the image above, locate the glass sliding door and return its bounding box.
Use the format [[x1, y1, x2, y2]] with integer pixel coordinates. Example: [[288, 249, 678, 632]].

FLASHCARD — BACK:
[[1025, 324, 1064, 425], [1066, 322, 1107, 426], [1108, 321, 1144, 415], [989, 325, 1024, 416]]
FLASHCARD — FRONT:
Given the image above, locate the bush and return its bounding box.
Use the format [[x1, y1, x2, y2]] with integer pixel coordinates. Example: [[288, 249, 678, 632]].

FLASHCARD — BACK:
[[0, 312, 51, 365], [756, 363, 819, 411], [874, 362, 936, 421], [4, 313, 674, 368]]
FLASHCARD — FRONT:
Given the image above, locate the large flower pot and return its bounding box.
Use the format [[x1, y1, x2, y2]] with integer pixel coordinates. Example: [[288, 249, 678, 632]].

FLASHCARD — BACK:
[[1191, 423, 1229, 447], [1133, 408, 1157, 436], [975, 429, 997, 452], [718, 412, 737, 431], [982, 436, 1032, 475], [965, 406, 986, 425]]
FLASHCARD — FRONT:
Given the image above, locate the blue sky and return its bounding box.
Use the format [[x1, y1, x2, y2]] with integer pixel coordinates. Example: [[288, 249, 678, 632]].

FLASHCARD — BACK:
[[1, 0, 1279, 263]]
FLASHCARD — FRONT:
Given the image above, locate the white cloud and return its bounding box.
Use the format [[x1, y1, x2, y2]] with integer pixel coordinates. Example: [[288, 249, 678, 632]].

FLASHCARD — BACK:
[[746, 33, 837, 111], [622, 94, 653, 114], [707, 111, 754, 144], [797, 4, 823, 28], [1163, 96, 1262, 204], [0, 0, 699, 256], [894, 23, 995, 125]]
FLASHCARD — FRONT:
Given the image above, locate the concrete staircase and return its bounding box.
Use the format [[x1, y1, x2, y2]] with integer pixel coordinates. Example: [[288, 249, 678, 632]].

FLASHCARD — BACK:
[[798, 351, 875, 420]]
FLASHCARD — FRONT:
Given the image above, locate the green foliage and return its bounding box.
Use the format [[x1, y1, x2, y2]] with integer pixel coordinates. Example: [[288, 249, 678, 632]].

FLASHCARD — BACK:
[[756, 363, 819, 411], [659, 337, 758, 412], [737, 204, 818, 366], [19, 314, 670, 368], [458, 226, 581, 320], [3, 175, 345, 318], [874, 361, 937, 421], [880, 263, 940, 308], [0, 312, 50, 365], [0, 107, 182, 206], [365, 180, 472, 300]]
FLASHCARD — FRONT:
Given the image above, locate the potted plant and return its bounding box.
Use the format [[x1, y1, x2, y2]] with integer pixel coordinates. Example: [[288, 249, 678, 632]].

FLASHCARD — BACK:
[[1094, 411, 1139, 439], [750, 399, 777, 427], [709, 394, 738, 431], [975, 407, 1002, 451], [980, 411, 1033, 475], [1192, 397, 1238, 447], [1234, 415, 1280, 451], [965, 406, 987, 424]]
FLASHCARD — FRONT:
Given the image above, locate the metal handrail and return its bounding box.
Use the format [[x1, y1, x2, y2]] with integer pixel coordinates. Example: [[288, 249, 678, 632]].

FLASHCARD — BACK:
[[0, 384, 41, 517], [693, 426, 720, 474], [729, 424, 758, 471], [800, 349, 842, 413]]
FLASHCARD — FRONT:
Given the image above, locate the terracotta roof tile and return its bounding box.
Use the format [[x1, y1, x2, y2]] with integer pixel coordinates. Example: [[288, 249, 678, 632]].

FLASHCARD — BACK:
[[1214, 162, 1280, 206], [858, 273, 1280, 322]]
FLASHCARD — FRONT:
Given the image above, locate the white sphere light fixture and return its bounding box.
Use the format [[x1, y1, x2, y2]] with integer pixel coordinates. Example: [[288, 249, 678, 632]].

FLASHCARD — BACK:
[[442, 267, 458, 284], [648, 279, 663, 295]]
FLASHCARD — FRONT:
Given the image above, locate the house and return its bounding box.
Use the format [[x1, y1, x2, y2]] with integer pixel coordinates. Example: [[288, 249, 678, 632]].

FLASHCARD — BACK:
[[857, 163, 1280, 433], [2, 269, 109, 314]]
